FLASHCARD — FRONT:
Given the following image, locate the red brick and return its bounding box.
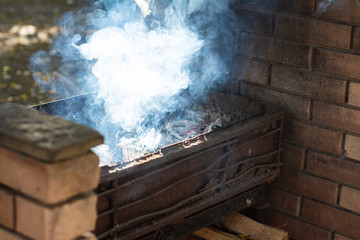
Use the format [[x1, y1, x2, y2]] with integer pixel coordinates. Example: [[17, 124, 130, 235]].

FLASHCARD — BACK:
[[283, 120, 343, 155], [345, 134, 360, 161], [239, 35, 311, 67], [274, 167, 339, 204], [353, 27, 360, 52], [348, 82, 360, 107], [0, 103, 103, 163], [268, 187, 301, 216], [275, 15, 351, 49], [314, 48, 360, 80], [312, 101, 360, 133], [234, 0, 315, 16], [340, 186, 360, 213], [0, 147, 100, 204], [16, 194, 97, 240], [233, 9, 273, 34], [271, 65, 346, 103], [242, 84, 311, 120], [302, 198, 360, 239], [315, 0, 360, 25], [265, 209, 331, 240], [235, 58, 269, 85], [0, 187, 14, 229], [0, 227, 25, 240], [334, 233, 354, 240], [307, 151, 360, 188], [281, 142, 305, 169]]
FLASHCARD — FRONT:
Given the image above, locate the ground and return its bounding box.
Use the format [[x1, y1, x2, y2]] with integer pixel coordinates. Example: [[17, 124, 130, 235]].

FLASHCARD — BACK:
[[0, 0, 80, 106]]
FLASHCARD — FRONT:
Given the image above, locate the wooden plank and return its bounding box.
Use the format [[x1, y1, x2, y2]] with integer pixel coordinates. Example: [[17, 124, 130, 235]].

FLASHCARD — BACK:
[[193, 227, 241, 240], [222, 213, 288, 240], [152, 185, 267, 240]]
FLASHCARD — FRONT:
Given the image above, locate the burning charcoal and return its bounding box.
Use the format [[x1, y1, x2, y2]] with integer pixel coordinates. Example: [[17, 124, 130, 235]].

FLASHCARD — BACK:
[[171, 120, 202, 136], [162, 119, 202, 143]]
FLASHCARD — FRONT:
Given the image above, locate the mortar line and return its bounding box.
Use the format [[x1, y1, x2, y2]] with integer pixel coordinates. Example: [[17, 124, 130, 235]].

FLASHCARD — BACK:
[[303, 148, 310, 171], [13, 193, 16, 231], [308, 46, 315, 72], [341, 132, 346, 158], [268, 64, 273, 85], [331, 231, 335, 240], [307, 98, 313, 121], [345, 79, 350, 104], [336, 185, 342, 205], [298, 195, 304, 218], [350, 26, 355, 50]]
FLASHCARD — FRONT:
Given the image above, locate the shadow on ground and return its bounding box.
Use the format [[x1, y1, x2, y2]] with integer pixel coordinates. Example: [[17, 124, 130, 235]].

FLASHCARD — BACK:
[[0, 0, 82, 105]]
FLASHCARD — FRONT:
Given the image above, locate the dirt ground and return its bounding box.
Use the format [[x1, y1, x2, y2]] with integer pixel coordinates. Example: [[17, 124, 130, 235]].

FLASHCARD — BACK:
[[0, 0, 82, 105]]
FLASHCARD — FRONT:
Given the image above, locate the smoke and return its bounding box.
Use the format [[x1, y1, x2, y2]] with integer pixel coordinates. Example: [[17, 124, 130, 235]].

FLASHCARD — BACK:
[[316, 0, 343, 13], [30, 0, 236, 166]]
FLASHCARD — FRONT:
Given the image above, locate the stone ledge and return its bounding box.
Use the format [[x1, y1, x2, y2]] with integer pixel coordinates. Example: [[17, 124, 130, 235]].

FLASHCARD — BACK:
[[0, 103, 103, 162]]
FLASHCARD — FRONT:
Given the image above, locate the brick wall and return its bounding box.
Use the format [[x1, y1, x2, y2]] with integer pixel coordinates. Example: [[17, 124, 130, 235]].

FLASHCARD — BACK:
[[232, 0, 360, 239], [0, 103, 103, 240]]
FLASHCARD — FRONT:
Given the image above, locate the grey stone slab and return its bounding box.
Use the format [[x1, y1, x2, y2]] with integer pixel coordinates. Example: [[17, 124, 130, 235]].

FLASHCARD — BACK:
[[0, 103, 103, 162]]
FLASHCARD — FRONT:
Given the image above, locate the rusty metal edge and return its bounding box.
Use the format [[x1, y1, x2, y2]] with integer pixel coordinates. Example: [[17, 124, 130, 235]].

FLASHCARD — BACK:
[[99, 111, 285, 183]]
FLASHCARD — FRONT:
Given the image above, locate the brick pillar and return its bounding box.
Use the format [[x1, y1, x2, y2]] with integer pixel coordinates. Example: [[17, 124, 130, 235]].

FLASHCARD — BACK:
[[0, 103, 103, 240]]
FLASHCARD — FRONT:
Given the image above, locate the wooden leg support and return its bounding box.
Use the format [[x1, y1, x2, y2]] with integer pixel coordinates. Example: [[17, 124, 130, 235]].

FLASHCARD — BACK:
[[192, 213, 288, 240]]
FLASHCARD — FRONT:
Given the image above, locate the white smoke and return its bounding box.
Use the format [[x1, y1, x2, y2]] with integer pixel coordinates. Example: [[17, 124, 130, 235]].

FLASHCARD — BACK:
[[30, 0, 236, 166], [79, 24, 202, 130], [316, 0, 342, 13], [78, 15, 202, 164]]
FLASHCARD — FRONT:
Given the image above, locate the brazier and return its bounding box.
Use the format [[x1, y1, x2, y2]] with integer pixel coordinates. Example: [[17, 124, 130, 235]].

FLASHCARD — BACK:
[[35, 93, 284, 240]]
